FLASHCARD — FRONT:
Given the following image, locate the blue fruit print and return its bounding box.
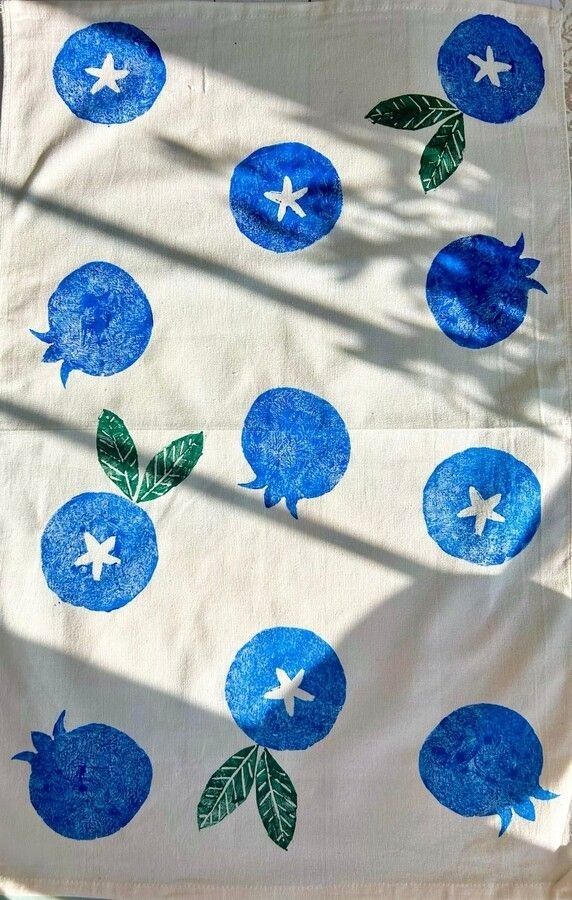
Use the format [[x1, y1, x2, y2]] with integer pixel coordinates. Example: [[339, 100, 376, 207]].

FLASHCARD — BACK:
[[229, 142, 343, 252], [31, 262, 153, 387], [53, 22, 166, 125], [240, 387, 351, 518], [40, 410, 203, 613], [426, 234, 547, 349], [419, 704, 557, 836], [423, 447, 541, 566], [199, 628, 346, 849], [13, 711, 152, 840], [41, 492, 158, 612], [226, 627, 347, 751], [366, 15, 544, 190], [438, 15, 544, 124]]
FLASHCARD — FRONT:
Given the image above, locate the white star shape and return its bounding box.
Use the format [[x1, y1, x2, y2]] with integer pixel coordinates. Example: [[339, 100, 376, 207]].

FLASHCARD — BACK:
[[457, 487, 506, 537], [264, 176, 308, 222], [85, 53, 130, 95], [74, 532, 121, 581], [467, 46, 512, 88], [263, 668, 315, 717]]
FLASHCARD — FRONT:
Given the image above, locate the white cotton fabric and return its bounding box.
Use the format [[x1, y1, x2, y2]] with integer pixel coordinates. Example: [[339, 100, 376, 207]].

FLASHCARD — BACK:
[[0, 0, 570, 897]]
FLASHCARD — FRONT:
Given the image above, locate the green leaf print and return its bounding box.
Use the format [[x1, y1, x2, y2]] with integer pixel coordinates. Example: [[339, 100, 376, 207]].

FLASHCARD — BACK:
[[365, 94, 458, 129], [96, 409, 139, 501], [197, 745, 258, 830], [255, 748, 297, 850], [419, 112, 466, 192], [136, 432, 204, 503]]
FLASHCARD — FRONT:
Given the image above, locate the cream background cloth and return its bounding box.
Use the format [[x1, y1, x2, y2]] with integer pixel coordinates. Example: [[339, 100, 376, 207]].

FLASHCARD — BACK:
[[0, 0, 570, 896]]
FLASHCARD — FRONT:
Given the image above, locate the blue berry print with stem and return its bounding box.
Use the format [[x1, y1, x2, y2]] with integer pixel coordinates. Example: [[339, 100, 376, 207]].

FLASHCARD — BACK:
[[31, 262, 153, 387], [419, 704, 557, 836], [40, 410, 203, 612], [426, 234, 547, 349], [423, 447, 541, 566], [229, 142, 343, 252], [13, 711, 153, 840], [53, 22, 166, 124], [240, 387, 351, 519], [198, 627, 346, 849], [365, 15, 544, 190]]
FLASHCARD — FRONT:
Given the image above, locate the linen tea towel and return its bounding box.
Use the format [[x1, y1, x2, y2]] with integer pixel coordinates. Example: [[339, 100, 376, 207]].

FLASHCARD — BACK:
[[0, 0, 570, 896]]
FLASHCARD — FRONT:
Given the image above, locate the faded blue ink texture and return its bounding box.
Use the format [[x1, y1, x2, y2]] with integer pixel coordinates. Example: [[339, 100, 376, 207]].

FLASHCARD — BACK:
[[13, 712, 152, 840], [426, 234, 547, 349], [32, 262, 153, 386], [438, 15, 544, 124], [53, 22, 166, 124], [419, 704, 557, 836], [229, 143, 343, 252], [41, 492, 158, 612], [423, 447, 541, 565], [240, 387, 351, 518], [225, 627, 346, 751]]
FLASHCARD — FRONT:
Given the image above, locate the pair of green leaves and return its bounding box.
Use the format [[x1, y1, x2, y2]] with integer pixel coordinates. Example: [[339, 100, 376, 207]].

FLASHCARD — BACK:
[[97, 409, 203, 504], [197, 745, 297, 850], [365, 94, 466, 192]]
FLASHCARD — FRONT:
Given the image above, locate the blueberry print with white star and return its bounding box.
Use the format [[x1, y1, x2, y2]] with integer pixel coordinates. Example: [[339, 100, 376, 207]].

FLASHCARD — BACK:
[[419, 704, 557, 836], [365, 15, 544, 190], [229, 142, 343, 252], [53, 22, 166, 124], [41, 410, 203, 612], [240, 387, 351, 518], [31, 262, 153, 387], [423, 447, 541, 566], [41, 492, 158, 612], [225, 627, 346, 751], [198, 627, 346, 849], [426, 234, 547, 349], [438, 15, 545, 124], [13, 711, 153, 840]]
